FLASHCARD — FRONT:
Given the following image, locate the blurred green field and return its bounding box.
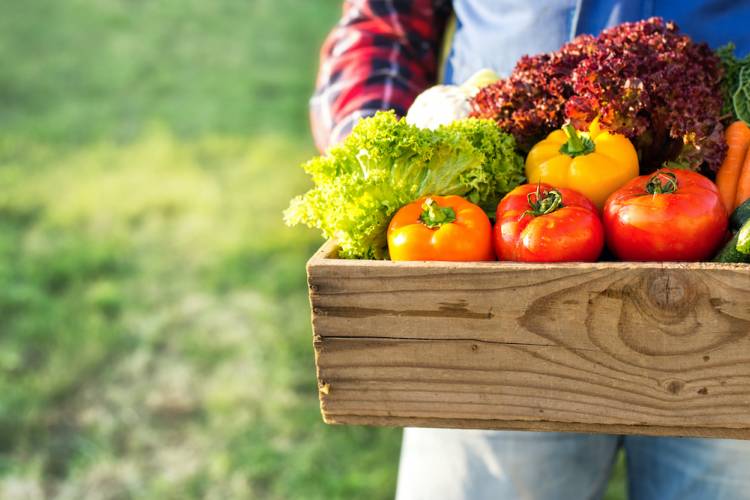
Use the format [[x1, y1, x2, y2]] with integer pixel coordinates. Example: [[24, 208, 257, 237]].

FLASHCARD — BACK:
[[0, 1, 625, 498]]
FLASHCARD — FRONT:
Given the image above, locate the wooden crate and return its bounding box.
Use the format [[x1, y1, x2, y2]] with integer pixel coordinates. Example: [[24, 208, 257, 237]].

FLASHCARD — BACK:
[[307, 241, 750, 439]]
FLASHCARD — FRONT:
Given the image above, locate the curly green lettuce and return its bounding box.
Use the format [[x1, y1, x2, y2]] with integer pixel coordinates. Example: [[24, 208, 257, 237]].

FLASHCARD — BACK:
[[284, 111, 524, 259], [718, 43, 750, 123]]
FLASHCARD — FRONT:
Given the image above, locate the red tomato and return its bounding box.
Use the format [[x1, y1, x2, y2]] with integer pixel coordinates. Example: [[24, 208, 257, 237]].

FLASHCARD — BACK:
[[495, 183, 604, 262], [603, 168, 728, 261]]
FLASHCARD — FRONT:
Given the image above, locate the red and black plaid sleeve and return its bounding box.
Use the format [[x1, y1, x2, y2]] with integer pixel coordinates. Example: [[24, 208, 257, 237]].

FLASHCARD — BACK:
[[310, 0, 451, 152]]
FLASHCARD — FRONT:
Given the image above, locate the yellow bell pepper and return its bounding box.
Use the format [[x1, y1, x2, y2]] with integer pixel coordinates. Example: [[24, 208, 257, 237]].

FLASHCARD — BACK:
[[525, 123, 639, 209]]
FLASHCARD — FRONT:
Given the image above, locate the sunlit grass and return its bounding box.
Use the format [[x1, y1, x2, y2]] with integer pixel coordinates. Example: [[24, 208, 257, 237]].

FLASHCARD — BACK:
[[0, 131, 402, 498]]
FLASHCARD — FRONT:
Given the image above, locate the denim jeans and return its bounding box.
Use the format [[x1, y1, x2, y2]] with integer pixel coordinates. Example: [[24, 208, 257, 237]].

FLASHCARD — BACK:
[[395, 428, 750, 500]]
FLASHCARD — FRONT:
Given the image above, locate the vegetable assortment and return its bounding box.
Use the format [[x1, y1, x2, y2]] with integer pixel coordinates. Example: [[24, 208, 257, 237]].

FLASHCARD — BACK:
[[284, 111, 523, 259], [471, 18, 726, 172], [287, 17, 750, 265]]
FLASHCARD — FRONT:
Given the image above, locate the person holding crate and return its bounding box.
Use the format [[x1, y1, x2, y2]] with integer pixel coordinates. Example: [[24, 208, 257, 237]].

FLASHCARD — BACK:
[[311, 1, 750, 499]]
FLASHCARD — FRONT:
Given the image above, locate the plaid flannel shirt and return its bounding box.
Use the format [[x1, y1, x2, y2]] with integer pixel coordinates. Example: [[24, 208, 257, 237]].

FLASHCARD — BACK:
[[310, 0, 451, 152]]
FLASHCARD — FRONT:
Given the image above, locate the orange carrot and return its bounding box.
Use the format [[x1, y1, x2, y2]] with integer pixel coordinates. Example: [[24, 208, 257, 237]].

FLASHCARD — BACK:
[[735, 145, 750, 209], [716, 121, 750, 214]]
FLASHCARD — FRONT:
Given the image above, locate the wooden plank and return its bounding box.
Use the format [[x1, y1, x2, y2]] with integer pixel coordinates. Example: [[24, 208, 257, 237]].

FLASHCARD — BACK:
[[307, 241, 750, 438], [316, 337, 750, 428]]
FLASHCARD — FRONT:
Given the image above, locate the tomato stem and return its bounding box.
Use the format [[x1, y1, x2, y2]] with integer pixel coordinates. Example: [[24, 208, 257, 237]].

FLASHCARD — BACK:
[[645, 171, 678, 194], [524, 184, 564, 218], [559, 123, 596, 157], [420, 198, 456, 228]]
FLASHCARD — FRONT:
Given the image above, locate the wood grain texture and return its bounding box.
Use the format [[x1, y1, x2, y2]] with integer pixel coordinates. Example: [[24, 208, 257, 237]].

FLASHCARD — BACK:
[[307, 241, 750, 439]]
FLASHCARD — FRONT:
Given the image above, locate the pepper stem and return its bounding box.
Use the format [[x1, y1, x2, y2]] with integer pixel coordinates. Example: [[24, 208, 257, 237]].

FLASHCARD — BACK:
[[420, 198, 456, 229], [645, 172, 678, 195], [559, 123, 596, 157], [524, 184, 564, 218]]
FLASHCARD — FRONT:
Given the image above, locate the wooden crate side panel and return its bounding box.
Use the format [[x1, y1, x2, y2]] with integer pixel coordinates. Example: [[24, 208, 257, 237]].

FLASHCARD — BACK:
[[308, 262, 750, 373], [307, 243, 750, 436], [316, 337, 750, 432]]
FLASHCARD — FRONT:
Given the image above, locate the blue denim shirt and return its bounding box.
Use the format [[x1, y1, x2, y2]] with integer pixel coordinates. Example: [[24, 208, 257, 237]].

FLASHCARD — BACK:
[[444, 0, 750, 84]]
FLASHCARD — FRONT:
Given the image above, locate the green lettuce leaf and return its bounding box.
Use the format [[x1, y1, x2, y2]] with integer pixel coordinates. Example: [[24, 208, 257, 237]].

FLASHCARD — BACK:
[[284, 111, 524, 259], [734, 66, 750, 125], [718, 44, 750, 124]]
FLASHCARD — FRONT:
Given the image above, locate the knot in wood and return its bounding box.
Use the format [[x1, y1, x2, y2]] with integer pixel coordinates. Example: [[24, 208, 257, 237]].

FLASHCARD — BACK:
[[648, 271, 689, 311], [664, 379, 685, 395], [638, 269, 705, 321]]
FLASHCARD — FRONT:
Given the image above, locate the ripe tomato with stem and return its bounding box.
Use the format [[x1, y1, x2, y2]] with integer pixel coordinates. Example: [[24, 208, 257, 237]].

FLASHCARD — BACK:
[[495, 183, 604, 262]]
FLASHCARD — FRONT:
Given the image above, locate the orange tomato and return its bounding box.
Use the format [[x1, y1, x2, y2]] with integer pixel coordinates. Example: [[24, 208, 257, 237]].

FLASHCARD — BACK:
[[387, 195, 494, 261]]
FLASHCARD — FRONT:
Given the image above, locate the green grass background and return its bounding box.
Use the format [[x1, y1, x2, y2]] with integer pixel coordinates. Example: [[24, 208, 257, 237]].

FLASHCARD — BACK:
[[0, 1, 625, 498]]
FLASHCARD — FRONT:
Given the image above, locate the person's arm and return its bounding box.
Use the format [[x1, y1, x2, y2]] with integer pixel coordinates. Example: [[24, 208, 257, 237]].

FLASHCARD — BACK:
[[311, 0, 451, 152]]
